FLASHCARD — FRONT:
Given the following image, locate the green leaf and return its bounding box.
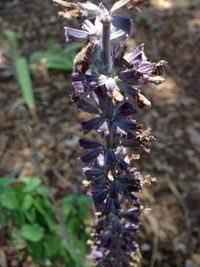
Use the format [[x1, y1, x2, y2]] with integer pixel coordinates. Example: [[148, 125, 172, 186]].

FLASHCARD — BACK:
[[15, 57, 35, 110], [20, 177, 41, 192], [0, 187, 18, 210], [0, 208, 7, 228], [24, 207, 36, 223], [44, 235, 61, 257], [29, 41, 82, 72], [27, 240, 45, 264], [4, 29, 19, 58], [20, 195, 33, 212], [33, 197, 56, 231], [61, 197, 73, 218], [21, 224, 44, 242], [78, 195, 91, 219], [63, 42, 82, 54], [36, 185, 48, 197], [11, 228, 26, 246], [0, 176, 16, 186]]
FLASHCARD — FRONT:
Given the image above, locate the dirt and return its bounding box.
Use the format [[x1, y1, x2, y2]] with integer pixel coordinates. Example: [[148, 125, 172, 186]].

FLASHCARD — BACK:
[[0, 0, 200, 267]]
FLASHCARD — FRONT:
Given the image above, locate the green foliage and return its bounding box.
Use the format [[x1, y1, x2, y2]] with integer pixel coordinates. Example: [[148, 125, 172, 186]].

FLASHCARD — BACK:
[[15, 57, 36, 110], [3, 29, 19, 58], [30, 40, 82, 73], [2, 31, 82, 111], [61, 193, 91, 264], [4, 30, 35, 111], [0, 176, 91, 267]]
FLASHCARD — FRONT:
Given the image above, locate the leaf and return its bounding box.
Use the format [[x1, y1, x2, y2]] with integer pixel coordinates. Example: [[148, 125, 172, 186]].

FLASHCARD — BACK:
[[4, 29, 19, 58], [0, 176, 16, 186], [27, 240, 44, 263], [36, 185, 48, 197], [20, 177, 41, 192], [61, 198, 73, 218], [63, 42, 82, 54], [21, 224, 44, 242], [0, 187, 18, 210], [20, 195, 33, 212], [30, 41, 82, 72], [33, 197, 56, 231], [24, 207, 36, 223], [44, 235, 61, 257], [15, 57, 35, 110], [78, 195, 91, 219]]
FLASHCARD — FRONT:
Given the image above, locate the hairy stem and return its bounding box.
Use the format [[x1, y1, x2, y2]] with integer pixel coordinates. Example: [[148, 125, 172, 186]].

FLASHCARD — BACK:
[[102, 20, 111, 75], [102, 17, 114, 150]]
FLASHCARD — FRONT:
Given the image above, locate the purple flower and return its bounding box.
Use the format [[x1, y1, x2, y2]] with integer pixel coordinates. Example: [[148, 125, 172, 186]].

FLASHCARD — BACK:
[[120, 44, 165, 85], [65, 17, 126, 43], [55, 0, 166, 266], [64, 2, 133, 44]]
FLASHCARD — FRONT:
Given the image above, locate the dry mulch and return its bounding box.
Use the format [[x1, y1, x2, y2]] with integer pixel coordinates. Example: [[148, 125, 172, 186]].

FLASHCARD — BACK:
[[0, 0, 200, 266]]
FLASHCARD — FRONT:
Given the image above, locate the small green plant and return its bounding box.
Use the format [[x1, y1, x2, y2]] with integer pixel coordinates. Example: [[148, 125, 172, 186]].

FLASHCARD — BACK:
[[4, 30, 36, 112], [0, 176, 91, 266], [29, 40, 82, 73]]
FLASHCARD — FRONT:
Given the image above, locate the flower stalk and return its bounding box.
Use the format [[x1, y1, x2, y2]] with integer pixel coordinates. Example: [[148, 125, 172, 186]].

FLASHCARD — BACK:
[[102, 19, 111, 74], [53, 0, 167, 266]]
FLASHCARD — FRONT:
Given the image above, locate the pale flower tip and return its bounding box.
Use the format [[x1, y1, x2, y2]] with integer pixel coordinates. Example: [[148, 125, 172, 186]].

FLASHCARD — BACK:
[[137, 92, 151, 108], [112, 88, 124, 102], [130, 153, 140, 161], [87, 239, 94, 246], [143, 207, 152, 214], [82, 179, 91, 188]]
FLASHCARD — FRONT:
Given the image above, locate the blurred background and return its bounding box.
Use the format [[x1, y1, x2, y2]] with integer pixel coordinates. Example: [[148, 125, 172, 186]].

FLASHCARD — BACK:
[[0, 0, 200, 267]]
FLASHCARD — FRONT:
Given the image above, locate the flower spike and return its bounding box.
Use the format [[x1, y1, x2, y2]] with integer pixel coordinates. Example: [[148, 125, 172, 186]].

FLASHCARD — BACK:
[[53, 0, 166, 266]]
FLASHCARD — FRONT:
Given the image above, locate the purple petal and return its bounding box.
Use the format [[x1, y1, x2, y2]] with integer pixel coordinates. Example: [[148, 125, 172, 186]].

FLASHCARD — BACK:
[[119, 68, 144, 85], [121, 208, 141, 223], [124, 43, 145, 63], [112, 216, 122, 232], [105, 149, 116, 166], [99, 3, 110, 20], [105, 197, 115, 213], [94, 87, 107, 110], [76, 98, 99, 114], [111, 27, 126, 41], [83, 165, 105, 178], [81, 148, 102, 164], [123, 85, 140, 98], [139, 62, 153, 75], [81, 117, 104, 134], [78, 2, 100, 18], [112, 15, 132, 35], [92, 250, 103, 261], [115, 101, 137, 118], [92, 189, 108, 205], [114, 119, 137, 131], [113, 42, 124, 58], [93, 174, 107, 189], [97, 121, 109, 136], [79, 139, 102, 149], [106, 149, 129, 170], [72, 81, 85, 95], [115, 154, 129, 170], [82, 19, 96, 34], [64, 27, 89, 42], [105, 77, 117, 92]]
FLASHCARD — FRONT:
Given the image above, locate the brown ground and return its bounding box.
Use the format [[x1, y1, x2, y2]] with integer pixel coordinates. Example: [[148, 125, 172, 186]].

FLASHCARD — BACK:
[[0, 0, 200, 267]]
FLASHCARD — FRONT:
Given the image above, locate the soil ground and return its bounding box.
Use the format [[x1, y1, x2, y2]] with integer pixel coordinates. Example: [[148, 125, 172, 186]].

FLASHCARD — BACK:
[[0, 0, 200, 266]]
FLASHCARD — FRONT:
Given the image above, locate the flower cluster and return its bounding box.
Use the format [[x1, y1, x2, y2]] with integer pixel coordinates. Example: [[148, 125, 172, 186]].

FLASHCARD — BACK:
[[53, 0, 166, 266]]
